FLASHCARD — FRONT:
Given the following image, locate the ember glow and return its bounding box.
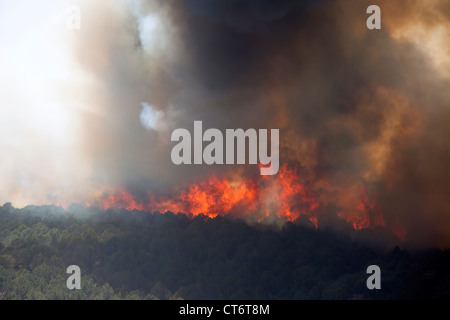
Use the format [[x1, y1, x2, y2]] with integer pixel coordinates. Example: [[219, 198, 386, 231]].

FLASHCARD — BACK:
[[349, 183, 386, 230]]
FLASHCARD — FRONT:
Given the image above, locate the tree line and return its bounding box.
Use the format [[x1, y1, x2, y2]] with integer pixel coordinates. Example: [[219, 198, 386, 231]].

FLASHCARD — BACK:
[[1, 203, 449, 299]]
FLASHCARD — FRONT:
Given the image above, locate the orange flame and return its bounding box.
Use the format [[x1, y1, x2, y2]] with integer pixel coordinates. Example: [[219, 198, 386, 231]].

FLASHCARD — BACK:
[[101, 164, 404, 237], [348, 183, 386, 230], [102, 163, 320, 225]]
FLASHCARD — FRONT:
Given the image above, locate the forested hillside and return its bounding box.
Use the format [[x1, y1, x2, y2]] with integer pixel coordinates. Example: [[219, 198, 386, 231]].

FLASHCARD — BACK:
[[1, 203, 450, 300]]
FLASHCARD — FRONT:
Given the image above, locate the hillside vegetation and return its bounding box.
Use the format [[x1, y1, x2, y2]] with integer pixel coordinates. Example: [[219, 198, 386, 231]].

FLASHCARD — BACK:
[[1, 203, 449, 300]]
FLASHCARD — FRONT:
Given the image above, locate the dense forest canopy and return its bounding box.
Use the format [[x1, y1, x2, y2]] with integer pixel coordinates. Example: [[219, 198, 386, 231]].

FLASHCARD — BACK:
[[1, 203, 449, 300]]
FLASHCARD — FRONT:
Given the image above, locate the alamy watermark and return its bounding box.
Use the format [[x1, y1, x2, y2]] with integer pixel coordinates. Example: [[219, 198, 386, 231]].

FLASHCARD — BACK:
[[366, 265, 381, 290], [66, 5, 81, 30], [366, 5, 381, 30], [171, 121, 279, 175], [66, 265, 81, 290]]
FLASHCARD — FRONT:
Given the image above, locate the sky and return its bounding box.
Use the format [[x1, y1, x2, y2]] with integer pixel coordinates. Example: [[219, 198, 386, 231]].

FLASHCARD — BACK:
[[0, 0, 449, 247]]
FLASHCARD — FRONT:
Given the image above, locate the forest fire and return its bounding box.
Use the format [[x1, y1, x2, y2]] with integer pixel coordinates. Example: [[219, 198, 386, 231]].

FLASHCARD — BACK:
[[101, 163, 395, 234], [349, 183, 386, 230], [102, 163, 319, 222]]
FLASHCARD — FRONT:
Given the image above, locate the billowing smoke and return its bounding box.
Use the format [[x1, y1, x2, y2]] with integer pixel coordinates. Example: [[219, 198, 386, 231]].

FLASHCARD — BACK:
[[1, 0, 449, 247]]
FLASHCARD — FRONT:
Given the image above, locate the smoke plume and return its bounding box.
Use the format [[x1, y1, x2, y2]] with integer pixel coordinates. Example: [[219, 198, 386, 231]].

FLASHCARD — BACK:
[[1, 0, 449, 247]]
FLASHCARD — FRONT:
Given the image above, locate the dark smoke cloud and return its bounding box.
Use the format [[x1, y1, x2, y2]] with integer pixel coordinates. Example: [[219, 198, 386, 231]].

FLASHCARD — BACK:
[[77, 0, 449, 246]]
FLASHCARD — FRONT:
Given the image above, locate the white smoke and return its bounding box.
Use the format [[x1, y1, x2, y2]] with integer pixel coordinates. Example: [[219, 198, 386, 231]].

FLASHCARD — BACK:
[[140, 102, 162, 130]]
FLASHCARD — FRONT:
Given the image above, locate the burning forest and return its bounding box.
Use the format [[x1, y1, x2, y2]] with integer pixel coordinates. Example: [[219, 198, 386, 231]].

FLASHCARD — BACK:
[[1, 0, 450, 258]]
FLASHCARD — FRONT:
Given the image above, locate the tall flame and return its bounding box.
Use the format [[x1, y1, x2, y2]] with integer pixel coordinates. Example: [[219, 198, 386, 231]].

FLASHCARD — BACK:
[[349, 183, 386, 230]]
